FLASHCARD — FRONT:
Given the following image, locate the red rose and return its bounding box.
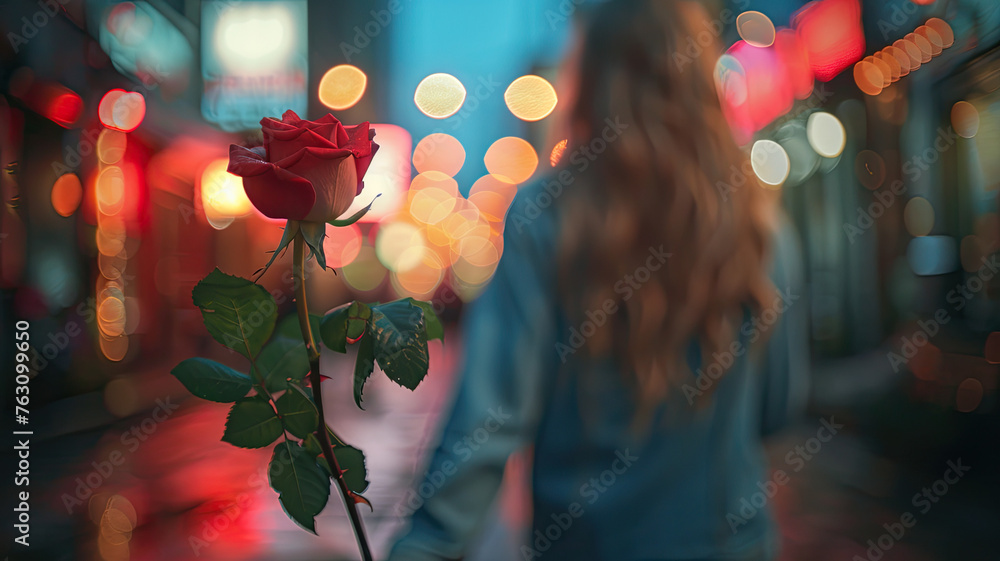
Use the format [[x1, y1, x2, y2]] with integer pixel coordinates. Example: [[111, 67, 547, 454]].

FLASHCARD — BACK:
[[228, 110, 379, 223]]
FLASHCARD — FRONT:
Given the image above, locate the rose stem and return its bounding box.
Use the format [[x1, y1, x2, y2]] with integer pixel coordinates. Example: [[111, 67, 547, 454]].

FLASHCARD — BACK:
[[293, 231, 374, 561]]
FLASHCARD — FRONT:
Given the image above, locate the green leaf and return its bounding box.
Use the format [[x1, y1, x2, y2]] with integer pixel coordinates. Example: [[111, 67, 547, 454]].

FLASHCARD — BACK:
[[319, 306, 350, 353], [275, 313, 323, 344], [300, 222, 328, 271], [302, 432, 323, 459], [192, 268, 277, 359], [171, 357, 252, 402], [369, 300, 430, 390], [222, 396, 283, 449], [268, 440, 331, 534], [404, 298, 444, 342], [347, 301, 371, 343], [256, 337, 310, 392], [275, 387, 318, 439], [328, 194, 380, 227], [334, 445, 370, 494], [353, 328, 376, 408], [312, 440, 370, 495]]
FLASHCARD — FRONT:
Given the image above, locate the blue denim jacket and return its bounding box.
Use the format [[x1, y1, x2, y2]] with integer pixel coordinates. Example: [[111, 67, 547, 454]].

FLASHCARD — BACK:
[[389, 181, 809, 561]]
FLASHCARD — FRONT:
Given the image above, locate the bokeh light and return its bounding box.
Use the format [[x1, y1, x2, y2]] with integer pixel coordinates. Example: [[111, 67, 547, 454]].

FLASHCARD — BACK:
[[885, 46, 911, 77], [550, 139, 568, 167], [904, 197, 934, 237], [410, 170, 460, 198], [905, 32, 933, 64], [907, 235, 958, 276], [342, 245, 387, 292], [410, 187, 458, 225], [484, 137, 538, 184], [915, 25, 943, 57], [413, 133, 466, 176], [925, 18, 954, 48], [750, 140, 790, 187], [376, 221, 426, 272], [200, 158, 252, 218], [736, 11, 775, 48], [504, 75, 558, 121], [97, 129, 128, 164], [392, 250, 445, 298], [414, 73, 466, 119], [951, 101, 980, 138], [51, 173, 83, 217], [806, 112, 846, 158], [323, 223, 363, 269], [985, 332, 1000, 365], [854, 59, 884, 96], [955, 378, 984, 413], [894, 39, 922, 71], [96, 166, 126, 215], [99, 89, 145, 132], [854, 150, 886, 190], [318, 64, 368, 110], [214, 2, 295, 74]]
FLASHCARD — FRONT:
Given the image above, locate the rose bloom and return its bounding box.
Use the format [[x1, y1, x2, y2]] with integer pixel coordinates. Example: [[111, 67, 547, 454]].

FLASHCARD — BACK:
[[228, 111, 379, 223]]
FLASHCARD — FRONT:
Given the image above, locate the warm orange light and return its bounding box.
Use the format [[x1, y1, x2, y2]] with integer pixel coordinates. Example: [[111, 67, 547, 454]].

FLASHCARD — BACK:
[[97, 130, 127, 164], [200, 158, 253, 217], [318, 65, 367, 111], [470, 174, 517, 201], [905, 33, 933, 63], [504, 75, 558, 122], [484, 137, 538, 184], [392, 250, 445, 297], [854, 60, 883, 96], [894, 39, 922, 71], [409, 187, 457, 225], [904, 197, 934, 237], [414, 73, 466, 119], [867, 56, 892, 88], [884, 46, 911, 77], [413, 133, 466, 176], [99, 89, 145, 132], [344, 123, 411, 222], [550, 139, 568, 167], [410, 170, 459, 198], [874, 52, 900, 82], [735, 11, 775, 47], [951, 101, 979, 138], [915, 26, 943, 57], [925, 18, 954, 49], [323, 223, 363, 269], [96, 166, 126, 215], [51, 173, 83, 217], [376, 221, 426, 272]]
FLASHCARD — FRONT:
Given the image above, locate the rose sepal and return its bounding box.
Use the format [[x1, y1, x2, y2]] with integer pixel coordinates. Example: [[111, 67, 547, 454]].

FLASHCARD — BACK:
[[328, 194, 381, 228], [300, 222, 329, 271], [254, 220, 301, 281]]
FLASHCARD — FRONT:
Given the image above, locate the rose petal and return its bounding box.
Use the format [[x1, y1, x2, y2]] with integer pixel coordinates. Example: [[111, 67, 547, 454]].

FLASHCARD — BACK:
[[282, 150, 358, 223], [265, 127, 339, 163], [342, 123, 374, 158], [281, 110, 303, 125], [353, 142, 379, 195], [228, 145, 316, 220]]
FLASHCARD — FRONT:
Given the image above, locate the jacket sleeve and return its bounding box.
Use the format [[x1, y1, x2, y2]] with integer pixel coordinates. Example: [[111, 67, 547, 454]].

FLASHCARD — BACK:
[[759, 214, 810, 437], [387, 197, 559, 561]]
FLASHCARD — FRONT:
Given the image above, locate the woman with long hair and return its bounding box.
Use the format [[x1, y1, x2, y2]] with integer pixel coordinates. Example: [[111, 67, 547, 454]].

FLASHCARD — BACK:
[[389, 1, 808, 559]]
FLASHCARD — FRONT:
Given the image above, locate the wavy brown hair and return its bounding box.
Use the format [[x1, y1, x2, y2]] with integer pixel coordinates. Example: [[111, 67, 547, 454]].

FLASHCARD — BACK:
[[558, 0, 777, 413]]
